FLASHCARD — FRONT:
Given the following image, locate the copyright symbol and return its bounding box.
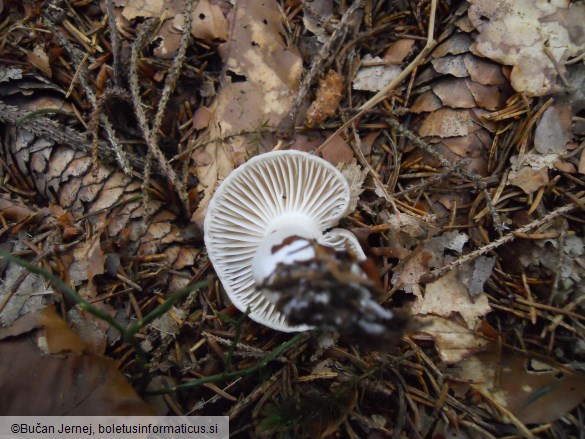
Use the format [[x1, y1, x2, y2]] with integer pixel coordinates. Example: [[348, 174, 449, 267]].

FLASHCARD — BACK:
[[11, 424, 19, 433]]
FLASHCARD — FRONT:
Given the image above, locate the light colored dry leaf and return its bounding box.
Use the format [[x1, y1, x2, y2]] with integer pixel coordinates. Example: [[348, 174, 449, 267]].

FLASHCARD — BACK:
[[0, 260, 54, 327], [0, 66, 22, 83], [534, 103, 572, 154], [151, 306, 185, 335], [353, 54, 402, 92], [508, 152, 559, 194], [28, 45, 51, 78], [306, 70, 344, 126], [412, 269, 491, 330], [579, 148, 585, 174], [431, 55, 469, 78], [191, 0, 302, 226], [468, 0, 585, 96], [393, 231, 467, 292], [386, 213, 426, 238], [338, 161, 367, 214], [173, 1, 229, 41], [416, 316, 492, 364], [383, 39, 415, 64], [118, 0, 228, 57], [432, 32, 473, 58]]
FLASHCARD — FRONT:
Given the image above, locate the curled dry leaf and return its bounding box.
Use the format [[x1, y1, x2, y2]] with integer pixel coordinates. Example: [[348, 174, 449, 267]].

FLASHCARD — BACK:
[[468, 0, 585, 96], [191, 0, 302, 226], [0, 306, 153, 415], [306, 70, 344, 127]]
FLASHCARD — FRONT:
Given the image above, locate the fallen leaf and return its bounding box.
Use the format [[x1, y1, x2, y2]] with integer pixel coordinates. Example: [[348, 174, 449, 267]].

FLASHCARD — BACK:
[[320, 133, 353, 165], [450, 349, 585, 424], [191, 0, 302, 226], [0, 307, 154, 415], [27, 45, 51, 78], [534, 103, 572, 154], [412, 269, 491, 330], [417, 316, 492, 364], [116, 0, 228, 57]]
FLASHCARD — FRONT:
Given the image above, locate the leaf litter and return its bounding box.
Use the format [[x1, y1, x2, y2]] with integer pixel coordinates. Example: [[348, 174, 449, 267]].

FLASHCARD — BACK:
[[0, 0, 584, 436]]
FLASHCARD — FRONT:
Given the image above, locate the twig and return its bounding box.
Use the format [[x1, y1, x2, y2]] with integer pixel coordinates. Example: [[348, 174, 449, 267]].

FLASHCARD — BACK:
[[104, 0, 122, 87], [276, 0, 365, 139], [0, 103, 146, 170], [130, 20, 189, 213], [44, 14, 132, 174], [143, 0, 195, 213], [421, 198, 584, 283]]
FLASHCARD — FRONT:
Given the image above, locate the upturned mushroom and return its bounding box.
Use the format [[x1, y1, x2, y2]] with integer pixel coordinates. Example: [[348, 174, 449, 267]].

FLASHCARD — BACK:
[[204, 150, 365, 331]]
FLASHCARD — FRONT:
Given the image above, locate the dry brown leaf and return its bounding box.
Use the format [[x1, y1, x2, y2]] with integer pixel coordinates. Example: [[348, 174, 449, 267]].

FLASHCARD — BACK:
[[192, 106, 213, 130], [431, 55, 468, 78], [392, 231, 468, 292], [191, 0, 302, 226], [468, 0, 585, 96], [306, 70, 344, 127], [411, 90, 442, 113], [432, 78, 476, 108], [508, 164, 550, 194], [579, 148, 585, 174], [0, 307, 154, 415], [383, 39, 415, 64], [320, 133, 353, 165], [419, 108, 478, 138], [27, 45, 51, 78], [450, 350, 585, 424], [509, 105, 571, 194]]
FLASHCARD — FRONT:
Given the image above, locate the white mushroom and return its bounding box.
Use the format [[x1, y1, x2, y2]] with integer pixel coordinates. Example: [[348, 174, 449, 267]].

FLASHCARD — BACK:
[[204, 150, 365, 331]]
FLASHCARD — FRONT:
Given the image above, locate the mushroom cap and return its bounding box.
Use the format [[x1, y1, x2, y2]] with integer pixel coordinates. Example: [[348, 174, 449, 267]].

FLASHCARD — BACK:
[[204, 150, 358, 331]]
